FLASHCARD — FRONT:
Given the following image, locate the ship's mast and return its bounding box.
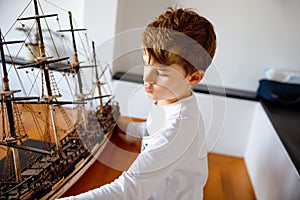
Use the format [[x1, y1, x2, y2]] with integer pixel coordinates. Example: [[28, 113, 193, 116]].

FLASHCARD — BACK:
[[92, 41, 104, 112], [58, 11, 87, 96], [68, 11, 84, 95], [58, 11, 88, 128], [18, 0, 63, 152], [0, 33, 17, 139], [0, 30, 24, 182], [35, 0, 62, 152], [59, 12, 111, 114], [33, 0, 52, 97]]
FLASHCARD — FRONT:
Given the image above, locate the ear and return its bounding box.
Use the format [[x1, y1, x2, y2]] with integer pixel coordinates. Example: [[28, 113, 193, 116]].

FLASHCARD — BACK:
[[188, 70, 204, 87]]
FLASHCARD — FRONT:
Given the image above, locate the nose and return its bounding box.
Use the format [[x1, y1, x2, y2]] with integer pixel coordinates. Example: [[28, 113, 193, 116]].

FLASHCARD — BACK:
[[143, 66, 156, 84]]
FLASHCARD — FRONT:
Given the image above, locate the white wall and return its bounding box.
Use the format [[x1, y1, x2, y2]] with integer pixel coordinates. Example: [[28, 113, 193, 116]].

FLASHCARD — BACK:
[[111, 0, 171, 76], [83, 0, 118, 63], [112, 0, 300, 92]]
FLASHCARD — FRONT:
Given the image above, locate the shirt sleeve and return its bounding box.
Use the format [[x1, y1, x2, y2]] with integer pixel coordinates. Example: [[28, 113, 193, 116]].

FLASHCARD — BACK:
[[125, 122, 146, 139]]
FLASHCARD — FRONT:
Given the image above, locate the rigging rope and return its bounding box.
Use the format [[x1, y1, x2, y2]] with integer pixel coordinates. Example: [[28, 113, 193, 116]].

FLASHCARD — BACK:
[[3, 0, 32, 37]]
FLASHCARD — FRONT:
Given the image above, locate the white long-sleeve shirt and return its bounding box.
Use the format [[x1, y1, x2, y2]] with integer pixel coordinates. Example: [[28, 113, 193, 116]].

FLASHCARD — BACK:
[[59, 92, 208, 200]]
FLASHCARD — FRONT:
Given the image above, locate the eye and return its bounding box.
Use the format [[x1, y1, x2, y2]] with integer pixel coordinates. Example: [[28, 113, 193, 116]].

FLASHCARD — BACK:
[[156, 71, 168, 77]]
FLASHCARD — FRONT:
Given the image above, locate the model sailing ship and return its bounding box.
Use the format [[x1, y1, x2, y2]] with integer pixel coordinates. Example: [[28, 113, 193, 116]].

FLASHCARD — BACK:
[[0, 0, 119, 199]]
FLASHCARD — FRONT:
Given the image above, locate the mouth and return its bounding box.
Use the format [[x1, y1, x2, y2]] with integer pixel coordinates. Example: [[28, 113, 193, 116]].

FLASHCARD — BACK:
[[144, 86, 152, 93]]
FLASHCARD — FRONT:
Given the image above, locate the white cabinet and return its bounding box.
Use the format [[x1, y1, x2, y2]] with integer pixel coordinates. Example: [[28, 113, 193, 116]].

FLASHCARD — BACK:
[[245, 104, 300, 200], [195, 93, 257, 157]]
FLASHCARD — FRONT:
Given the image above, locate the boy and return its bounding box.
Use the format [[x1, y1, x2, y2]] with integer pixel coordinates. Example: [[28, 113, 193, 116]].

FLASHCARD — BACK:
[[59, 7, 216, 200]]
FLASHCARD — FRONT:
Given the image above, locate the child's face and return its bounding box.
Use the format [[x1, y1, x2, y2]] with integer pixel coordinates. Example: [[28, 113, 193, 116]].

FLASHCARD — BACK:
[[143, 52, 193, 105]]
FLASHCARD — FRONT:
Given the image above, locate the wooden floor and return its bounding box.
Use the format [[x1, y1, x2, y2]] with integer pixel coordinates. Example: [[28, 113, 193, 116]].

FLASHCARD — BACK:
[[61, 126, 256, 200], [204, 153, 256, 200]]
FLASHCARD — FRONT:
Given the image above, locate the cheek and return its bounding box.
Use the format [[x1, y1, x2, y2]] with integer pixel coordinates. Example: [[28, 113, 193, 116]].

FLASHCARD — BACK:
[[156, 78, 189, 96]]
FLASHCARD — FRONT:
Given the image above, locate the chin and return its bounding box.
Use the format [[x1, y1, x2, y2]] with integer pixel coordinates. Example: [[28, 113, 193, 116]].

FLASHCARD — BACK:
[[147, 93, 156, 100]]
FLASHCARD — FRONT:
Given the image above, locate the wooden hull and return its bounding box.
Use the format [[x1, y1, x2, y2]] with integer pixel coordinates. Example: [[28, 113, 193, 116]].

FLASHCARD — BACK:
[[42, 125, 115, 200]]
